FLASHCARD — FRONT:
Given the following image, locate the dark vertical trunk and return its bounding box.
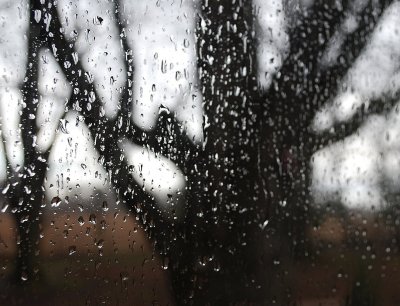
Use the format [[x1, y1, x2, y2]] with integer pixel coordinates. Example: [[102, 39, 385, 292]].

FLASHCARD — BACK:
[[263, 0, 393, 303], [14, 170, 47, 284], [167, 0, 269, 304], [12, 0, 49, 284]]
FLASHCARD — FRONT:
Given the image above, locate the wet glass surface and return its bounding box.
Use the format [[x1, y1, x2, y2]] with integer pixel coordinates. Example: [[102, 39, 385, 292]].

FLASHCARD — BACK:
[[1, 0, 400, 304]]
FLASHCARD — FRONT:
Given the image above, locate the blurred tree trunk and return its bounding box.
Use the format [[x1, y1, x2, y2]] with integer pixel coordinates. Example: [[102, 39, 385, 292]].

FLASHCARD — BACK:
[[8, 0, 396, 303], [263, 0, 393, 303], [11, 0, 48, 284], [166, 0, 269, 304]]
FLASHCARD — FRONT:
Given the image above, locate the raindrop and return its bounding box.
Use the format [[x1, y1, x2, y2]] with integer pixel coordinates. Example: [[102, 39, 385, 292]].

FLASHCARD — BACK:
[[259, 219, 269, 230], [89, 91, 96, 103], [161, 60, 167, 74], [69, 245, 77, 255], [1, 203, 9, 213], [183, 38, 190, 48], [89, 214, 96, 224], [58, 119, 69, 134], [2, 184, 10, 195], [20, 272, 28, 282], [72, 52, 78, 64], [78, 216, 85, 226], [64, 61, 71, 69], [51, 196, 62, 207], [159, 105, 170, 114], [162, 257, 169, 270], [34, 10, 41, 23], [97, 239, 104, 249], [120, 272, 129, 281]]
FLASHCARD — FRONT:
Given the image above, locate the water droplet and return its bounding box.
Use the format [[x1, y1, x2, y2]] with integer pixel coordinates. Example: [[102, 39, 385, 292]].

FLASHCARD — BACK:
[[64, 61, 71, 69], [120, 272, 129, 281], [161, 60, 167, 74], [78, 216, 85, 226], [97, 239, 104, 249], [34, 10, 41, 23], [102, 201, 109, 212], [2, 184, 10, 195], [89, 214, 96, 224], [21, 272, 28, 282], [1, 203, 9, 213], [183, 38, 190, 48], [51, 196, 62, 207], [69, 245, 76, 255], [72, 52, 78, 64], [58, 119, 69, 134], [259, 219, 269, 230], [162, 257, 169, 270]]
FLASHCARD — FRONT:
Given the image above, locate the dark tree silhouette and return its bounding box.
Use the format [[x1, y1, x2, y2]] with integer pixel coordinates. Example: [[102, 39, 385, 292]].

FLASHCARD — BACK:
[[2, 0, 397, 305]]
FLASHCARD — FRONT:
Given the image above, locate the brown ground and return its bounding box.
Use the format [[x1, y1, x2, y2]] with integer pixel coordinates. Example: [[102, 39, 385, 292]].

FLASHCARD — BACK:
[[0, 211, 174, 305], [1, 210, 400, 305]]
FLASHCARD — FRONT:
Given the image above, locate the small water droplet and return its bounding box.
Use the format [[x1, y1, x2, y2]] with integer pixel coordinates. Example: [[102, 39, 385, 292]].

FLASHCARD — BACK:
[[120, 272, 129, 281], [2, 184, 10, 195], [260, 219, 269, 230], [97, 239, 104, 249], [69, 245, 76, 255], [72, 52, 78, 64], [183, 38, 190, 48], [34, 10, 41, 23], [58, 119, 69, 134], [21, 272, 28, 282], [89, 214, 96, 224], [1, 203, 9, 213], [78, 216, 85, 226], [162, 257, 169, 270], [51, 196, 62, 207], [161, 60, 167, 74]]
